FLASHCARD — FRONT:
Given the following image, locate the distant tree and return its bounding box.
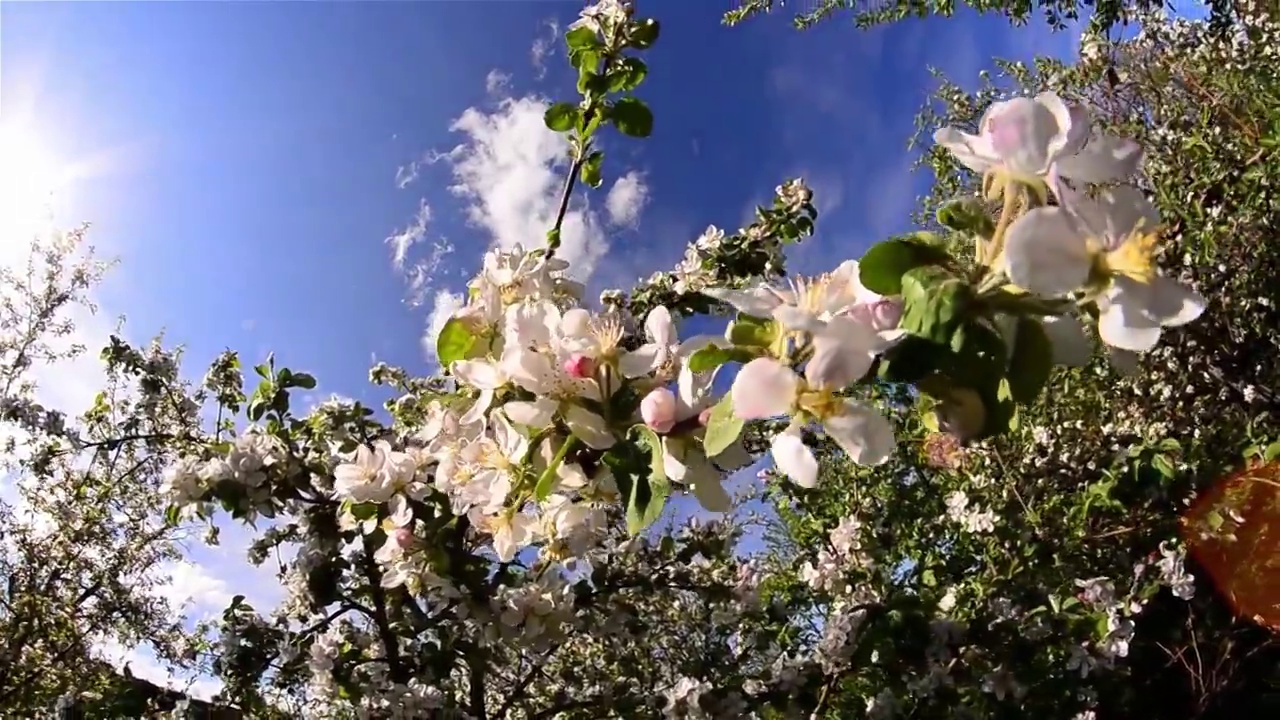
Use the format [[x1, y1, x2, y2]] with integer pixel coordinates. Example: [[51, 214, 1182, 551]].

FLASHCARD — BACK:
[[723, 0, 1244, 37], [0, 229, 206, 715]]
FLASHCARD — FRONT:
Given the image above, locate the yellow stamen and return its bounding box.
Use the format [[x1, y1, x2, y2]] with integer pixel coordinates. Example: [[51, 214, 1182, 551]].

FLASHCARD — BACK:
[[1090, 226, 1161, 284], [797, 388, 843, 421]]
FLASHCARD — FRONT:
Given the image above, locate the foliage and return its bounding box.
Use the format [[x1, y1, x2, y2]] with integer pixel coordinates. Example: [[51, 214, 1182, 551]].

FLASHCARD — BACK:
[[0, 230, 210, 715], [3, 2, 1275, 719]]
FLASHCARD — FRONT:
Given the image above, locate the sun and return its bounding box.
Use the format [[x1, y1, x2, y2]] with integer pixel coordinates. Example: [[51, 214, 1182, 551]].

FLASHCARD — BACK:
[[0, 122, 65, 245]]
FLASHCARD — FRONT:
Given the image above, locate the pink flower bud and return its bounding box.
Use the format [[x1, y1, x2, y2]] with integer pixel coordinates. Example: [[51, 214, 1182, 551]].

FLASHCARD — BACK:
[[640, 387, 677, 434], [698, 408, 713, 427], [562, 354, 594, 379], [394, 527, 415, 550]]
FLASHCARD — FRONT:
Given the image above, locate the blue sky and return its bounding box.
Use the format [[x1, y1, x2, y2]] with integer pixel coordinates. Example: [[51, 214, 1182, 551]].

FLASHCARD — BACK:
[[1, 0, 1083, 697]]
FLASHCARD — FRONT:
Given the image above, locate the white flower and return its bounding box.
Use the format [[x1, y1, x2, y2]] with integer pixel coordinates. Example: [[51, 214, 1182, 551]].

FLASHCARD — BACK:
[[731, 317, 895, 487], [451, 358, 509, 426], [934, 93, 1140, 183], [334, 441, 411, 505], [704, 261, 866, 334], [618, 305, 689, 378], [500, 308, 614, 450], [474, 509, 539, 563], [1004, 184, 1204, 351]]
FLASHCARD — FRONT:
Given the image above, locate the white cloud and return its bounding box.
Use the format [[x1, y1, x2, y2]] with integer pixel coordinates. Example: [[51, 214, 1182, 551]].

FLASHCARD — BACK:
[[154, 558, 234, 617], [485, 69, 512, 96], [422, 289, 465, 362], [530, 19, 561, 81], [605, 171, 649, 228], [386, 198, 432, 271], [395, 160, 422, 190], [435, 95, 610, 282], [404, 237, 454, 307]]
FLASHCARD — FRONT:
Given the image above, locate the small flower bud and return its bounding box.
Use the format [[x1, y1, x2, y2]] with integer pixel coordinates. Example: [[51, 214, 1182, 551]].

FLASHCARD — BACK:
[[394, 527, 416, 550], [563, 354, 595, 379], [698, 407, 713, 427], [640, 387, 677, 434]]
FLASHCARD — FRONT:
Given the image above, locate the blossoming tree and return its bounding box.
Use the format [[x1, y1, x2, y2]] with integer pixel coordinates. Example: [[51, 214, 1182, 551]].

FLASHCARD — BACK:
[[19, 2, 1275, 719]]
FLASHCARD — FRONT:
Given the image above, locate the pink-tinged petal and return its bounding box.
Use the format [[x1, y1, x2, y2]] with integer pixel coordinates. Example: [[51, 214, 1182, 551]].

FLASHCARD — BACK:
[[770, 430, 819, 488], [1037, 92, 1091, 160], [985, 97, 1058, 175], [772, 304, 826, 333], [731, 358, 799, 420], [825, 401, 895, 466], [640, 388, 678, 434], [1003, 207, 1092, 296]]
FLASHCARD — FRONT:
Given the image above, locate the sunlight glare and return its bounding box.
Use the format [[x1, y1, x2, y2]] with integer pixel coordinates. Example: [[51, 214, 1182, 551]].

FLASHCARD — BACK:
[[0, 122, 64, 252]]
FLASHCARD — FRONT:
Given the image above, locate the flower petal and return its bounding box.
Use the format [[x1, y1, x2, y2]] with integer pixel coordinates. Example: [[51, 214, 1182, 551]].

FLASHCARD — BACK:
[[1143, 275, 1205, 327], [1038, 91, 1091, 160], [1055, 134, 1144, 183], [645, 305, 676, 346], [806, 317, 877, 389], [1096, 185, 1161, 240], [564, 404, 615, 449], [459, 389, 494, 427], [731, 358, 799, 420], [770, 430, 819, 488], [619, 344, 661, 378], [1003, 207, 1091, 296], [934, 127, 996, 173], [702, 285, 782, 318], [1097, 289, 1162, 352], [825, 401, 895, 466], [504, 398, 557, 428], [452, 359, 506, 390]]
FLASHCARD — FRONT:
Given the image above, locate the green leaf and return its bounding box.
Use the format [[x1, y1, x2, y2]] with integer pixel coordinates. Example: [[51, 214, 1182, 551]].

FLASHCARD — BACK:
[[580, 150, 604, 189], [602, 443, 669, 535], [609, 57, 648, 93], [564, 25, 598, 50], [936, 197, 996, 237], [1264, 440, 1280, 462], [348, 502, 379, 522], [687, 344, 760, 373], [702, 393, 744, 458], [544, 102, 579, 132], [609, 97, 653, 138], [630, 18, 660, 49], [436, 317, 476, 367], [1152, 453, 1176, 479], [1007, 317, 1053, 405], [727, 314, 778, 347], [254, 363, 271, 379], [291, 372, 317, 390], [631, 425, 668, 485], [858, 239, 951, 295], [899, 266, 970, 345]]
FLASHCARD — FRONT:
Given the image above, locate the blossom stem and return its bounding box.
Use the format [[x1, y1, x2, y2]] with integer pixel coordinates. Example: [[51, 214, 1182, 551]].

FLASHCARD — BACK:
[[985, 177, 1020, 266], [534, 434, 579, 499]]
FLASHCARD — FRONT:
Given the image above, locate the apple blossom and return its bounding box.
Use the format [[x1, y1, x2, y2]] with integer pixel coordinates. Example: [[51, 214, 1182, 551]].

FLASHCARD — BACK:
[[1004, 183, 1204, 351], [933, 92, 1141, 186], [732, 317, 895, 487]]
